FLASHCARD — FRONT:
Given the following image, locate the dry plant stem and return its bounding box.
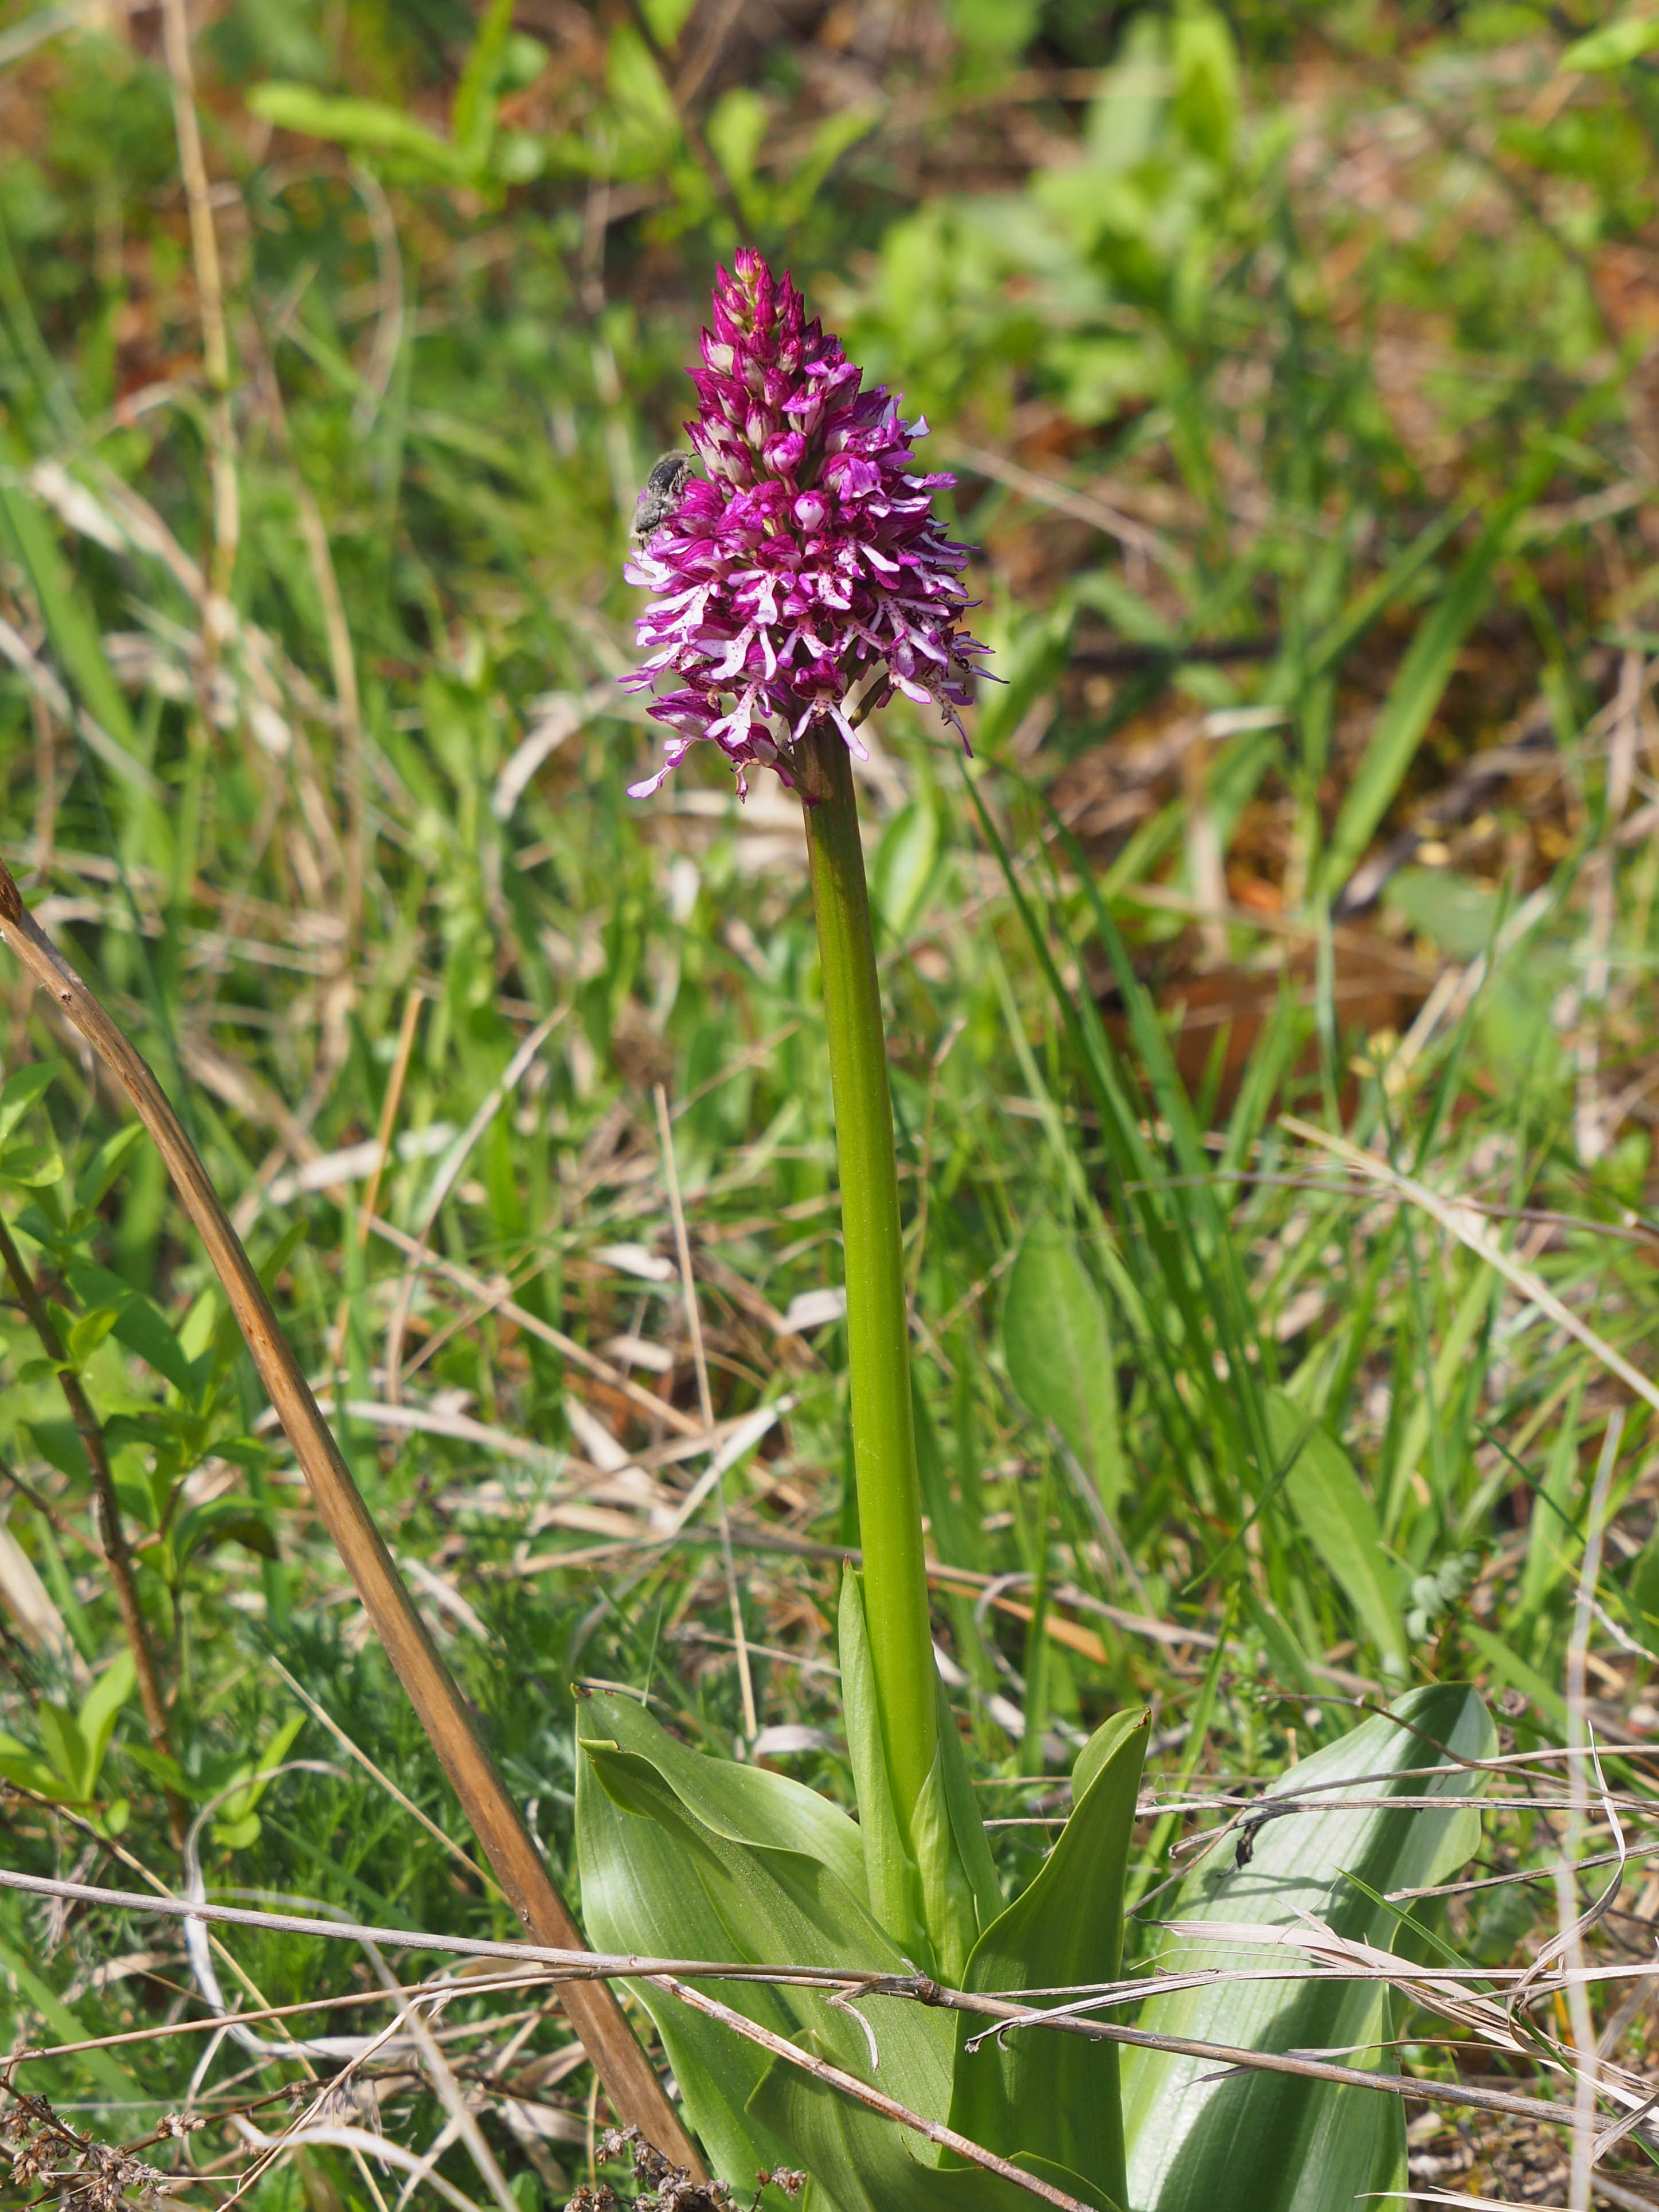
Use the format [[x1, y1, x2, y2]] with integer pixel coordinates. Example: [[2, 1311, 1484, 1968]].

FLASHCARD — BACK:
[[0, 1210, 187, 1847], [381, 1007, 565, 1408], [1562, 1415, 1623, 2210], [0, 1864, 1633, 2144], [0, 862, 701, 2177], [366, 1213, 704, 1438]]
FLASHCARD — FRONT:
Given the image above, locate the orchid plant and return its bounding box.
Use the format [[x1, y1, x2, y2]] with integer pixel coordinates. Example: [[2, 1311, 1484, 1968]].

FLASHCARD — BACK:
[[575, 255, 1493, 2212]]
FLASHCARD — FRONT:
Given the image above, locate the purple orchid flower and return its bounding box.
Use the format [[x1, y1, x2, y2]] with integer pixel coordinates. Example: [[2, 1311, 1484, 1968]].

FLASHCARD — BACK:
[[622, 250, 991, 800]]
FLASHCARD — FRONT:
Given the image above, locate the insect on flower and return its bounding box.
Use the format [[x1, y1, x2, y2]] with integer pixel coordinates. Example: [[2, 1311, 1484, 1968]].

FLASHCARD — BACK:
[[622, 250, 991, 799], [632, 452, 697, 543]]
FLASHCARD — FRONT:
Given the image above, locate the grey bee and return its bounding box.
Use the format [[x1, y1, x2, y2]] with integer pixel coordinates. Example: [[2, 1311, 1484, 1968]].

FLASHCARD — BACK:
[[632, 451, 696, 542]]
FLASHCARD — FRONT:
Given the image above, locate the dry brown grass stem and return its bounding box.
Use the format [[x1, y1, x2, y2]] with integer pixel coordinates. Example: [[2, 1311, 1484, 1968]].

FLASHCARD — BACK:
[[0, 1865, 1616, 2150], [0, 859, 701, 2174]]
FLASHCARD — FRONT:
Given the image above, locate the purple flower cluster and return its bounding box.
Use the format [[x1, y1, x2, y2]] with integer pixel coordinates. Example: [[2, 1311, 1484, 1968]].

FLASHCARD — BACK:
[[623, 251, 989, 799]]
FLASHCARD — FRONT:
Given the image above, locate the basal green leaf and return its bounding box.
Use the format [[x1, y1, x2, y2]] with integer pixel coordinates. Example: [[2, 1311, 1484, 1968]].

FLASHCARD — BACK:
[[753, 2058, 1117, 2212], [575, 1687, 957, 2209], [1266, 1391, 1407, 1674], [949, 1709, 1146, 2211], [1121, 1685, 1493, 2212], [1003, 1216, 1125, 1515]]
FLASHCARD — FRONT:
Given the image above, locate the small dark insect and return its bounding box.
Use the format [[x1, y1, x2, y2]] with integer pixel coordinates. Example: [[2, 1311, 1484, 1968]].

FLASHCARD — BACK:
[[1232, 1800, 1300, 1869], [632, 452, 695, 541]]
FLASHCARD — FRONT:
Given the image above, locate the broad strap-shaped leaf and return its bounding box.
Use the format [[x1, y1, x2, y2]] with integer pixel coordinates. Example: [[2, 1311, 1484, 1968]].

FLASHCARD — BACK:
[[1266, 1390, 1407, 1676], [1003, 1217, 1126, 1515], [574, 1687, 957, 2210], [949, 1709, 1147, 2212], [839, 1567, 1000, 1983], [1121, 1684, 1493, 2212], [754, 2056, 1120, 2212]]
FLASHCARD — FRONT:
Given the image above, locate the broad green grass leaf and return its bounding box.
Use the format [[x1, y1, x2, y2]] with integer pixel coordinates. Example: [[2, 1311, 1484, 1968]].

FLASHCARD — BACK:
[[0, 1926, 140, 2102], [872, 796, 941, 939], [1462, 1623, 1568, 1730], [451, 0, 517, 163], [1121, 1685, 1494, 2212], [949, 1709, 1147, 2210], [1003, 1216, 1125, 1515], [1266, 1391, 1407, 1674], [0, 479, 156, 794], [246, 85, 469, 173]]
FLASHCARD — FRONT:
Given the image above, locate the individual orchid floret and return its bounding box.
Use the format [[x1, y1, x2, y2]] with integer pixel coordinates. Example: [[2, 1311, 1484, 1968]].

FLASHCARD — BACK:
[[622, 250, 991, 799]]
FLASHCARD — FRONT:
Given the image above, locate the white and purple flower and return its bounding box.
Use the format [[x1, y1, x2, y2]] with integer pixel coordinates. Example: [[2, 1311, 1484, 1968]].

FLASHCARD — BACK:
[[623, 251, 991, 799]]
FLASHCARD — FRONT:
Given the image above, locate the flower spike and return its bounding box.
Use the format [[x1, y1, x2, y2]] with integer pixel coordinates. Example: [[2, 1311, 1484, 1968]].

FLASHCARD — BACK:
[[623, 251, 990, 799]]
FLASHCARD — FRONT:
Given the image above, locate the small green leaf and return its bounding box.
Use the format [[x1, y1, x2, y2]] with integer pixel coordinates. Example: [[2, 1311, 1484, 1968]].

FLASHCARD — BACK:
[[74, 1123, 144, 1216], [66, 1307, 120, 1367], [172, 1496, 279, 1569], [0, 1931, 142, 2101], [1563, 7, 1659, 69], [68, 1264, 196, 1396], [1265, 1390, 1408, 1674], [25, 1419, 89, 1484], [0, 1733, 65, 1797], [247, 83, 469, 173], [452, 0, 516, 163], [37, 1701, 91, 1800], [0, 1061, 58, 1144], [0, 1140, 63, 1188], [1003, 1216, 1125, 1513], [76, 1650, 136, 1798]]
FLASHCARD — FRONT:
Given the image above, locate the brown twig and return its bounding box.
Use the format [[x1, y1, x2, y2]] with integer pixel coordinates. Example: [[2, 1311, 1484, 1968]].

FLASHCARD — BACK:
[[0, 1209, 187, 1848], [0, 1865, 1618, 2143], [0, 859, 702, 2175]]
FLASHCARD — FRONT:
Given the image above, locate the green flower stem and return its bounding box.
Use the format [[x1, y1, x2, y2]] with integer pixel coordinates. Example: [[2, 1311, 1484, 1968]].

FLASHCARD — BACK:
[[801, 721, 938, 1827]]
